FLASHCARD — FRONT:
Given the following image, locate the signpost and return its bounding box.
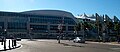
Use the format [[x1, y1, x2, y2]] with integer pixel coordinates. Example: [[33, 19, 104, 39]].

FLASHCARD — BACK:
[[58, 24, 63, 43], [29, 28, 33, 40]]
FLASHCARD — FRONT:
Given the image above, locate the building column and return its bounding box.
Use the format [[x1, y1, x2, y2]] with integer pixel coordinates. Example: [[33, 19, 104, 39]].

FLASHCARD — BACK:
[[27, 17, 30, 38], [4, 17, 8, 30], [66, 23, 68, 35], [27, 17, 30, 30], [4, 17, 8, 37], [47, 22, 50, 35]]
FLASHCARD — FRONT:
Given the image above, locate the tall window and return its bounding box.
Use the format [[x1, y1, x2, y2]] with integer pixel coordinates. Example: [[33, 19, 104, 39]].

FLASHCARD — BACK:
[[8, 22, 27, 29], [30, 25, 47, 33], [50, 25, 58, 30], [68, 26, 74, 31], [0, 22, 4, 29]]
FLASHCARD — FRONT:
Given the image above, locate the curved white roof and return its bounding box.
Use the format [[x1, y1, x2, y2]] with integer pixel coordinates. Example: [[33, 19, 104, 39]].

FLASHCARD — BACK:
[[76, 13, 88, 19], [76, 13, 96, 21], [21, 10, 77, 23], [21, 10, 74, 18]]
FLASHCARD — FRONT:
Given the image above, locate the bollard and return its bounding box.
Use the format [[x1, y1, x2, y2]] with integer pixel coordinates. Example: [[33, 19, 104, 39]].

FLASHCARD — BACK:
[[4, 39, 6, 51], [9, 40, 11, 49], [58, 40, 60, 43], [14, 39, 16, 47], [1, 41, 3, 45], [58, 36, 61, 43], [12, 39, 14, 48], [1, 38, 4, 45]]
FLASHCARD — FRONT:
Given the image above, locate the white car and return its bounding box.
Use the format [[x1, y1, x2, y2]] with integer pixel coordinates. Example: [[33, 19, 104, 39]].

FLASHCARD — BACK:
[[73, 37, 85, 43]]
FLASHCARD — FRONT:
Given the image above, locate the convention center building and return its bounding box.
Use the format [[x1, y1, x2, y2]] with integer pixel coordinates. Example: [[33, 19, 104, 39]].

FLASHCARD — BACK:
[[0, 10, 76, 39]]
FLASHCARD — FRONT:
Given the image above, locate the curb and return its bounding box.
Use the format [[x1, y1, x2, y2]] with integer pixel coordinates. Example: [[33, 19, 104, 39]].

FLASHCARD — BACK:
[[86, 41, 120, 46]]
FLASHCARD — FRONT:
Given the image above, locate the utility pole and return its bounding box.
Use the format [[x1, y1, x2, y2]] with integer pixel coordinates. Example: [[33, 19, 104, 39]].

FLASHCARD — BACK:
[[29, 28, 33, 40], [27, 28, 33, 40], [58, 23, 62, 43], [96, 13, 100, 40], [0, 26, 2, 36]]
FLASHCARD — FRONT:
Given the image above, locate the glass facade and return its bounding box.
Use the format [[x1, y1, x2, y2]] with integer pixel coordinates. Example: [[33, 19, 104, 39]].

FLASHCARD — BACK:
[[30, 17, 48, 23], [0, 22, 4, 34], [30, 25, 47, 33], [64, 17, 76, 25], [30, 16, 76, 24], [50, 25, 58, 30], [8, 22, 27, 29], [7, 17, 28, 32], [0, 22, 4, 29], [9, 17, 28, 22], [68, 26, 74, 31]]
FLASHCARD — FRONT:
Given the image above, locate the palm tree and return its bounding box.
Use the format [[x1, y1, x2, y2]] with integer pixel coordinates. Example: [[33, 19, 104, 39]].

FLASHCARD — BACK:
[[74, 22, 81, 35], [84, 22, 94, 30], [114, 22, 120, 37]]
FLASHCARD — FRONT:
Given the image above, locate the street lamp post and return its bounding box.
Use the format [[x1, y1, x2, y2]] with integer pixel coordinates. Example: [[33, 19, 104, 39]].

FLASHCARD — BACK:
[[0, 26, 2, 36], [4, 29, 7, 50], [81, 23, 85, 39], [4, 29, 7, 36], [58, 24, 62, 43]]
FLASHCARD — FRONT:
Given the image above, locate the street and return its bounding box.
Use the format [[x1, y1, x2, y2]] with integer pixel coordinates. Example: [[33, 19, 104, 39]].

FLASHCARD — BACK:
[[3, 39, 120, 52]]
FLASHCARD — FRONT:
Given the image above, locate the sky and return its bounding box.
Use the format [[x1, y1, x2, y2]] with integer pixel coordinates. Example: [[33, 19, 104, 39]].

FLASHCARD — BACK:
[[0, 0, 120, 19]]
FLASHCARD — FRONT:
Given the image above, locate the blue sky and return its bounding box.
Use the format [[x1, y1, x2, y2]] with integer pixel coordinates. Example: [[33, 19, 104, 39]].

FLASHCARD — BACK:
[[0, 0, 120, 19]]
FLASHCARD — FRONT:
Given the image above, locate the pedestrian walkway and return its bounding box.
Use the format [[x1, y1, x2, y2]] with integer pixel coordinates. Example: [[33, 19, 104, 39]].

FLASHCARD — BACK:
[[0, 39, 21, 51], [53, 40, 120, 47], [86, 41, 120, 46]]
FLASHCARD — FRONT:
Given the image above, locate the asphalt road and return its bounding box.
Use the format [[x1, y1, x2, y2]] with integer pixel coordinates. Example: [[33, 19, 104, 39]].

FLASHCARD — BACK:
[[3, 39, 120, 52]]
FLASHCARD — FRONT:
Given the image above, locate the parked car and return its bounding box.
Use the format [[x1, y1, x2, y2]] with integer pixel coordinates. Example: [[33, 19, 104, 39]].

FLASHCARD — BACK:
[[73, 37, 85, 43]]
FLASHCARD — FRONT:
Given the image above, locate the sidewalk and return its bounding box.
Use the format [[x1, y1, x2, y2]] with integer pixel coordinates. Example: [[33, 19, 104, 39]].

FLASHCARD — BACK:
[[0, 39, 21, 51], [57, 40, 120, 47], [86, 41, 120, 46]]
